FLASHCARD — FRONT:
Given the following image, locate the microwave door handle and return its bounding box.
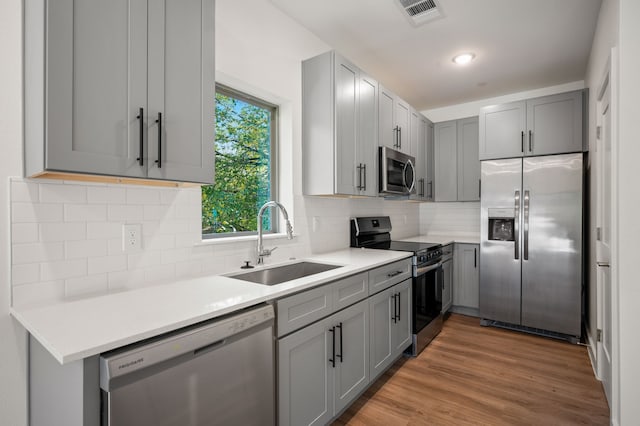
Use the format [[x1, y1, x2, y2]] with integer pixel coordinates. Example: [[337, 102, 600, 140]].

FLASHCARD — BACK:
[[403, 159, 415, 193], [514, 190, 520, 260]]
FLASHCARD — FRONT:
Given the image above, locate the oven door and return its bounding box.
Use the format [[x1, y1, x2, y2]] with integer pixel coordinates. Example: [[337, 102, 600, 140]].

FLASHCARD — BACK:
[[412, 262, 443, 335], [379, 147, 416, 195]]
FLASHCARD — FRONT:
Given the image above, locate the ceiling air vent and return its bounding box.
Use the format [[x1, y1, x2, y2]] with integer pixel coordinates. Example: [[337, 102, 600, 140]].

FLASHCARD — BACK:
[[396, 0, 443, 26]]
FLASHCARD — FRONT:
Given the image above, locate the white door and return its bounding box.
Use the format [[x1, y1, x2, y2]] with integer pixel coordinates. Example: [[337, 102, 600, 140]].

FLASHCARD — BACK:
[[596, 71, 612, 405]]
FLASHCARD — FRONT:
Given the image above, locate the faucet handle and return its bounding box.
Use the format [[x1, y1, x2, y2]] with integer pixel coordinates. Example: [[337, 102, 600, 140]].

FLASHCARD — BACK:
[[267, 246, 278, 255]]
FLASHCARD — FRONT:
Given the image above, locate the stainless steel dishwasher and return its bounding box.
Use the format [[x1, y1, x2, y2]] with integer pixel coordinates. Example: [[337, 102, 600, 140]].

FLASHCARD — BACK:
[[99, 304, 275, 426]]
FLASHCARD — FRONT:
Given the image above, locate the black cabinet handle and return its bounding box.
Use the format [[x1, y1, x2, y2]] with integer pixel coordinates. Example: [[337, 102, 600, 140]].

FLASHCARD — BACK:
[[336, 322, 343, 363], [478, 179, 481, 199], [391, 294, 397, 323], [521, 131, 524, 153], [398, 126, 402, 149], [394, 126, 399, 148], [529, 130, 533, 152], [474, 248, 477, 268], [396, 292, 401, 321], [428, 181, 433, 199], [136, 107, 144, 166], [329, 326, 336, 368], [155, 112, 162, 168], [363, 164, 366, 191], [387, 270, 403, 278]]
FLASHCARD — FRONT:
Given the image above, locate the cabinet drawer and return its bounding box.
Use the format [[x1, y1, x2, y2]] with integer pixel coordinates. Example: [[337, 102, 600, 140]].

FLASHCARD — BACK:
[[277, 285, 333, 337], [333, 272, 368, 312], [368, 259, 412, 295]]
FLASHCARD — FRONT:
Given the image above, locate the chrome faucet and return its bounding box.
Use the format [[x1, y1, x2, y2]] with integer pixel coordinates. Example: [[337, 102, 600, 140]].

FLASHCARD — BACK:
[[256, 201, 294, 264]]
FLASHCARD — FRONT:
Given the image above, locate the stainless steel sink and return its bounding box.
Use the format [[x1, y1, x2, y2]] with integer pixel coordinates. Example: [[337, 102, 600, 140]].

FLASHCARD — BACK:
[[230, 261, 341, 286]]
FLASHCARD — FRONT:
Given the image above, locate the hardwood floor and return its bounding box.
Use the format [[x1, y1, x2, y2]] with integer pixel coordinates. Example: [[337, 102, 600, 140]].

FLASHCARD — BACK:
[[334, 314, 609, 426]]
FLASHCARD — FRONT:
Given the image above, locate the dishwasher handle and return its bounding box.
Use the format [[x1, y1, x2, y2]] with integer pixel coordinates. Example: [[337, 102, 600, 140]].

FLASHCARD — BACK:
[[100, 304, 274, 390]]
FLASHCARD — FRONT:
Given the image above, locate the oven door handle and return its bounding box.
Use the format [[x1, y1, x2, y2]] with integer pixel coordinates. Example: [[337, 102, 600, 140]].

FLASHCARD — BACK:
[[416, 262, 443, 275]]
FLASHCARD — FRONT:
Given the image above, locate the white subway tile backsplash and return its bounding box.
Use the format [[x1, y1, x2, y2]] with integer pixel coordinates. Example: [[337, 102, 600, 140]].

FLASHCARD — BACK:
[[11, 180, 39, 202], [12, 203, 64, 223], [65, 240, 108, 259], [39, 183, 87, 204], [12, 264, 40, 285], [126, 188, 161, 205], [64, 204, 108, 222], [10, 178, 430, 308], [88, 255, 127, 275], [12, 280, 66, 309], [65, 274, 108, 299], [13, 242, 64, 264], [11, 223, 38, 244], [87, 222, 122, 240], [87, 186, 126, 204], [40, 259, 87, 281], [108, 205, 144, 221], [39, 222, 87, 242]]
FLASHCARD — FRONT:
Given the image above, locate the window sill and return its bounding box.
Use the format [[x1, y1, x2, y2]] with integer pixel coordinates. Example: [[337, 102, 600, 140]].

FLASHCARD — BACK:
[[198, 233, 298, 246]]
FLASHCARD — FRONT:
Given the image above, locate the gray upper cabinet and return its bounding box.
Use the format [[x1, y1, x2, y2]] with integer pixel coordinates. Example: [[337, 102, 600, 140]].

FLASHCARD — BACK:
[[457, 117, 481, 201], [24, 0, 215, 184], [479, 90, 584, 160], [410, 112, 433, 201], [434, 120, 458, 202], [426, 122, 435, 201], [302, 51, 377, 196], [526, 91, 583, 156], [434, 117, 480, 202], [378, 85, 411, 154]]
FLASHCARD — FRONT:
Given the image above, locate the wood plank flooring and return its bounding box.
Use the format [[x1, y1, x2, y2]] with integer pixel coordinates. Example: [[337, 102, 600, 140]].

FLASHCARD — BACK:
[[334, 314, 609, 426]]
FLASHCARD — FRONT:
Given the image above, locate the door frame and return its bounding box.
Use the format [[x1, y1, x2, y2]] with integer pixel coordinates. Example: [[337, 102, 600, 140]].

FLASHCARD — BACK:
[[592, 47, 619, 423]]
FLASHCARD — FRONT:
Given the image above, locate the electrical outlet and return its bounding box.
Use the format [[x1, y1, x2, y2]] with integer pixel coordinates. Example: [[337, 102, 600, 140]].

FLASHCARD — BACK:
[[122, 224, 142, 252]]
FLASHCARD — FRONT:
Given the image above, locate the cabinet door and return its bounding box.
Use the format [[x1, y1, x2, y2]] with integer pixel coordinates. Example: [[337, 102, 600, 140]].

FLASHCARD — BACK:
[[479, 101, 526, 160], [395, 98, 410, 154], [368, 288, 393, 380], [378, 85, 396, 150], [278, 318, 333, 426], [358, 72, 378, 196], [457, 117, 481, 201], [426, 122, 435, 201], [454, 244, 480, 309], [46, 0, 147, 178], [411, 115, 428, 200], [434, 120, 458, 201], [525, 91, 583, 156], [147, 0, 215, 184], [332, 300, 369, 415], [391, 279, 412, 356]]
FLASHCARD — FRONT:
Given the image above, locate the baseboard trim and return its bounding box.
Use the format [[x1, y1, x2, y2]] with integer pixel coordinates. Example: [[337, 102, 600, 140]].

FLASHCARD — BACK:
[[586, 331, 600, 380]]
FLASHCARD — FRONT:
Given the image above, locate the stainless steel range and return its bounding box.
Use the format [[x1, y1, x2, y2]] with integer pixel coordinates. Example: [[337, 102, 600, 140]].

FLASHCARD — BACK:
[[351, 216, 443, 356]]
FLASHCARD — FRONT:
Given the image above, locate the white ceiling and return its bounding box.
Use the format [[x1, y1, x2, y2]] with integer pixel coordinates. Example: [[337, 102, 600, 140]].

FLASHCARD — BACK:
[[270, 0, 602, 110]]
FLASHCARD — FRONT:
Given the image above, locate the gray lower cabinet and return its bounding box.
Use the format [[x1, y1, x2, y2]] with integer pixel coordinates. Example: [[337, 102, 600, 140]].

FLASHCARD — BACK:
[[302, 51, 377, 196], [453, 243, 480, 311], [441, 256, 453, 313], [278, 299, 369, 426], [24, 0, 215, 184], [434, 117, 480, 202], [369, 279, 412, 380], [479, 90, 584, 160]]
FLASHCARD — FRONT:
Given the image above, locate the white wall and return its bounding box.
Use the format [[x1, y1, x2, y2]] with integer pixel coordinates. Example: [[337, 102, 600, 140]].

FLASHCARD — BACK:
[[422, 81, 585, 123], [583, 0, 618, 382], [616, 0, 640, 422], [419, 202, 480, 236], [0, 0, 29, 424]]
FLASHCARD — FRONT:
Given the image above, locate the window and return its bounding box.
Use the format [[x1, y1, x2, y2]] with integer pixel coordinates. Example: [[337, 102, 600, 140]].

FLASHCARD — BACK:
[[202, 85, 277, 238]]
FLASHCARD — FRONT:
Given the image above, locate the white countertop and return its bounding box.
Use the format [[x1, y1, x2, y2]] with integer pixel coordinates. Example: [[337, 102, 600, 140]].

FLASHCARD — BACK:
[[11, 248, 411, 364], [399, 233, 480, 245]]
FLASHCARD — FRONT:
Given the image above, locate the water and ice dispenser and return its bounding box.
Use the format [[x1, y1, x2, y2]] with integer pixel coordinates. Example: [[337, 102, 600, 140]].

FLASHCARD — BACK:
[[487, 208, 515, 241]]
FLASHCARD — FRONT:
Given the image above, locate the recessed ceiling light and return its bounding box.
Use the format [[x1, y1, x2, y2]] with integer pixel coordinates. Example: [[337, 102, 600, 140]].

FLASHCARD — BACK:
[[452, 53, 475, 65]]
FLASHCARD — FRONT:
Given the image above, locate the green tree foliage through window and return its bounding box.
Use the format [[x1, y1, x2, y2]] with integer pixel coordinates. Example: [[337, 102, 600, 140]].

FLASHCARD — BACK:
[[202, 88, 275, 236]]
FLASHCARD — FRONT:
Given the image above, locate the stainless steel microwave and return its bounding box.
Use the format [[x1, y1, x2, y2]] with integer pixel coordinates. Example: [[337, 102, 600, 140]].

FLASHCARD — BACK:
[[379, 146, 416, 195]]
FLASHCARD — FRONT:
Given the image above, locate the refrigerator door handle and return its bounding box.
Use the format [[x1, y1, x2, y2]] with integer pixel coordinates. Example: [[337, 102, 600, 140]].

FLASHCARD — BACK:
[[514, 190, 520, 260], [524, 190, 530, 260]]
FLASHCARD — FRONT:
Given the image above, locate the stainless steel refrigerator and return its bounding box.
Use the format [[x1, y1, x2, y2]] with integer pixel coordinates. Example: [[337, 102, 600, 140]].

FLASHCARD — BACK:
[[479, 153, 583, 338]]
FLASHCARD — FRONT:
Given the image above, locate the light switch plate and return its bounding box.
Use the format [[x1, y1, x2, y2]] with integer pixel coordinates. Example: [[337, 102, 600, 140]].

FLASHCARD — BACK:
[[122, 224, 142, 252]]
